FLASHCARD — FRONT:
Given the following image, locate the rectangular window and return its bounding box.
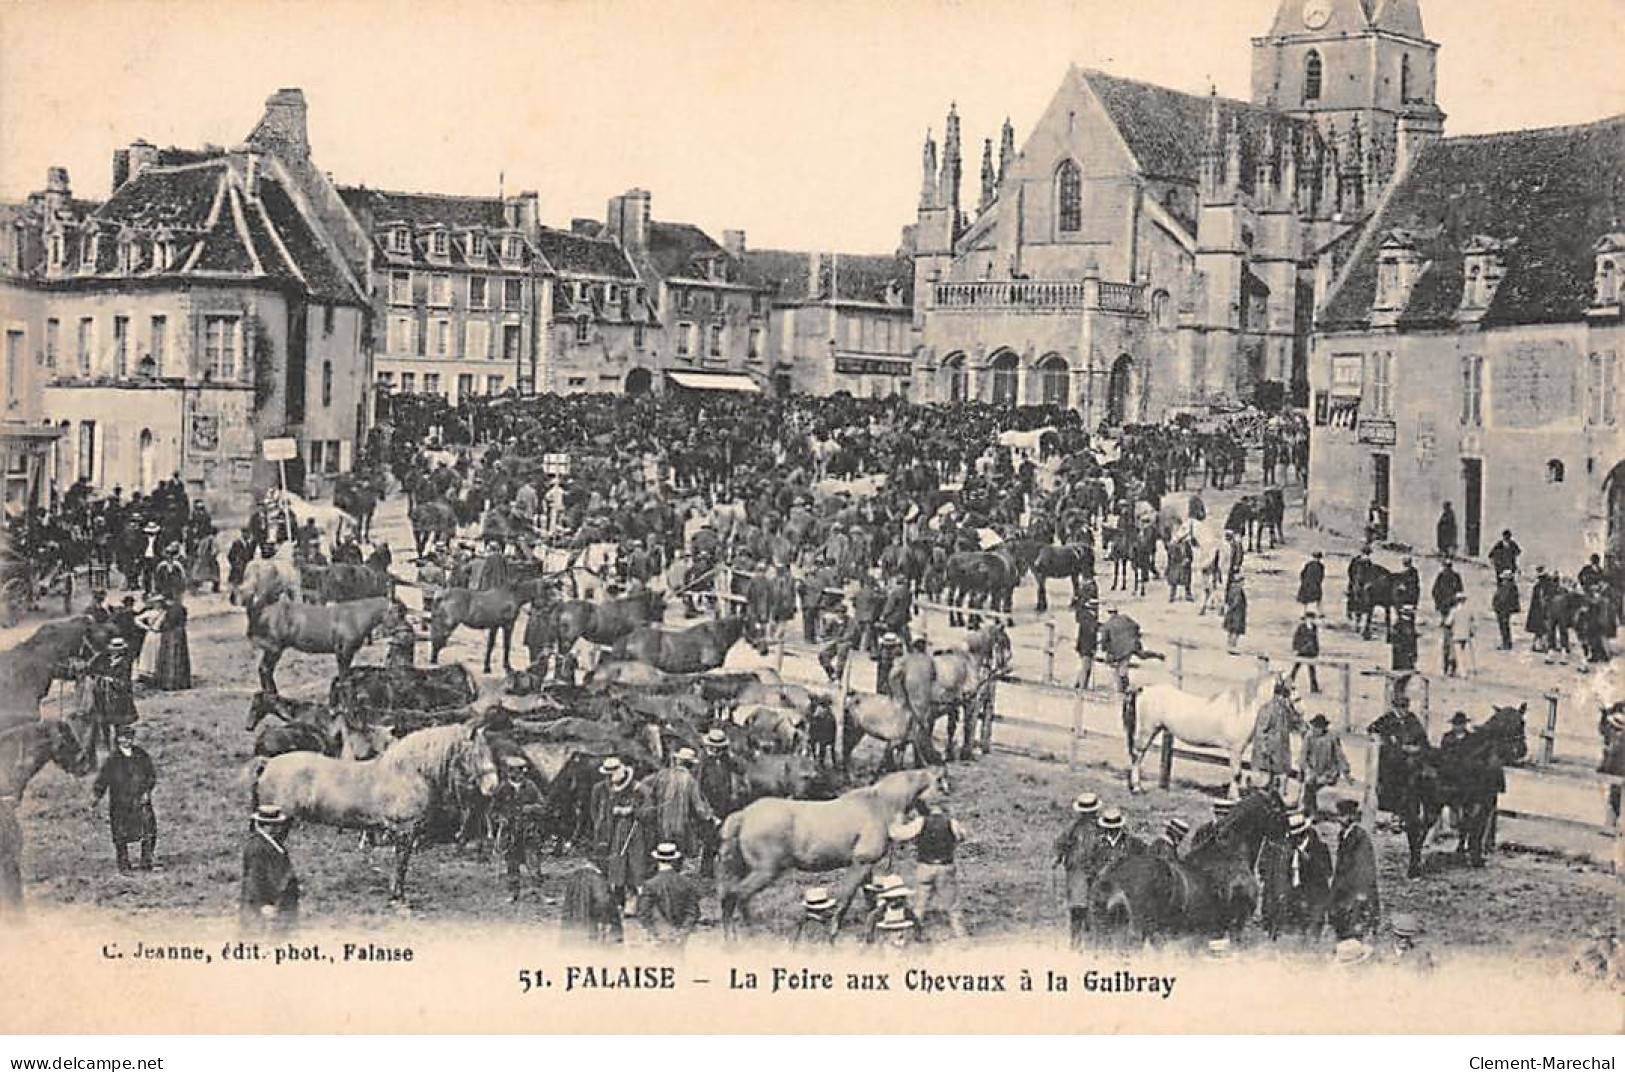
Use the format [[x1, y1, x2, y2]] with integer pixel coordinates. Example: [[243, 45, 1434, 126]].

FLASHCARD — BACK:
[[308, 440, 325, 474], [748, 326, 762, 360], [503, 279, 523, 311], [457, 373, 474, 401], [468, 234, 484, 259], [469, 276, 488, 310], [150, 315, 166, 373], [424, 372, 440, 396], [399, 372, 415, 393], [432, 318, 450, 357], [322, 304, 335, 335], [633, 323, 645, 350], [429, 273, 450, 307], [1367, 351, 1392, 418], [113, 316, 129, 377], [503, 236, 521, 261], [605, 283, 621, 305], [325, 440, 341, 474], [431, 232, 447, 256], [502, 324, 522, 363], [486, 374, 504, 395], [575, 317, 590, 345], [679, 289, 693, 313], [1589, 352, 1618, 426], [465, 320, 490, 361], [78, 420, 96, 483], [321, 359, 333, 407], [5, 330, 21, 402], [751, 293, 763, 315], [1460, 354, 1483, 427], [390, 229, 410, 254], [77, 317, 92, 374], [388, 315, 415, 355], [389, 271, 412, 305], [709, 323, 723, 357], [45, 318, 58, 370], [204, 315, 239, 381], [677, 321, 693, 356]]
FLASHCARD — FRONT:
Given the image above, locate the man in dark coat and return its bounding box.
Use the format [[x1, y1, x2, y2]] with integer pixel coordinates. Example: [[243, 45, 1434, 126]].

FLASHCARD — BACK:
[[637, 748, 715, 864], [588, 758, 649, 910], [1390, 607, 1418, 672], [493, 757, 547, 900], [1277, 810, 1333, 937], [695, 729, 741, 878], [1052, 792, 1101, 949], [1329, 796, 1380, 940], [91, 725, 156, 872], [88, 634, 138, 755], [638, 843, 702, 946], [1393, 557, 1421, 611], [1346, 545, 1372, 622], [1290, 609, 1321, 693], [1436, 502, 1458, 558], [1251, 679, 1300, 794], [1488, 530, 1521, 578], [240, 804, 299, 932], [879, 579, 913, 649], [1297, 551, 1325, 614], [852, 576, 882, 654], [1073, 592, 1100, 690], [1299, 714, 1349, 819], [1492, 570, 1521, 650], [1432, 558, 1464, 619]]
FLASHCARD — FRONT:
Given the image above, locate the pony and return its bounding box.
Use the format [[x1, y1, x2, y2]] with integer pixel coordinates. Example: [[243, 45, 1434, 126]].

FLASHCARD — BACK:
[[1368, 703, 1528, 876], [250, 595, 407, 695], [609, 615, 762, 674], [1125, 673, 1283, 795], [1, 719, 94, 916], [249, 720, 502, 901], [429, 580, 548, 674], [717, 766, 949, 938]]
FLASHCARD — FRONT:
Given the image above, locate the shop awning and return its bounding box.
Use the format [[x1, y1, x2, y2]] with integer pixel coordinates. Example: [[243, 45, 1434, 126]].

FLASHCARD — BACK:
[[666, 372, 762, 394]]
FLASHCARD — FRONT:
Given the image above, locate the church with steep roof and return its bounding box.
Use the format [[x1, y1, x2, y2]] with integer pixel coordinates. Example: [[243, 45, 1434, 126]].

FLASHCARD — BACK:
[[907, 0, 1444, 423]]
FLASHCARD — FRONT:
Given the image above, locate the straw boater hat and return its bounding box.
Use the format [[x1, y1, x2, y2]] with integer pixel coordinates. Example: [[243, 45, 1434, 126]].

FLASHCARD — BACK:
[[1206, 937, 1231, 959], [1097, 806, 1125, 831], [1390, 913, 1424, 939], [1163, 817, 1190, 841], [1072, 791, 1101, 814], [674, 746, 698, 765], [1606, 709, 1625, 731], [650, 842, 682, 864], [880, 632, 901, 647], [598, 756, 624, 777], [803, 887, 837, 912], [143, 522, 161, 534], [1334, 938, 1372, 965], [1212, 797, 1235, 816], [875, 875, 911, 901], [876, 903, 915, 932], [503, 756, 528, 772], [253, 804, 289, 826], [1287, 812, 1311, 838], [702, 728, 729, 750], [107, 636, 128, 652]]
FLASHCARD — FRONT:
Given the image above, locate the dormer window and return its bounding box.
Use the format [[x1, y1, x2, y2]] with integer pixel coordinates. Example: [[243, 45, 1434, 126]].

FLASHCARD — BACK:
[[430, 231, 447, 257], [80, 233, 99, 273], [605, 283, 621, 305], [503, 235, 522, 261], [1592, 233, 1625, 310], [390, 227, 411, 254], [1374, 230, 1423, 313], [467, 233, 484, 258], [1460, 235, 1510, 313], [118, 239, 136, 274], [48, 233, 64, 270]]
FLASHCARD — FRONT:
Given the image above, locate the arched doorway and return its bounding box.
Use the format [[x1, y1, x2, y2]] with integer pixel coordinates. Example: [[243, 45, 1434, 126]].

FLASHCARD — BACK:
[[989, 350, 1019, 407], [1037, 353, 1069, 406], [1106, 355, 1135, 426], [625, 367, 652, 396], [138, 429, 156, 493], [942, 352, 967, 403]]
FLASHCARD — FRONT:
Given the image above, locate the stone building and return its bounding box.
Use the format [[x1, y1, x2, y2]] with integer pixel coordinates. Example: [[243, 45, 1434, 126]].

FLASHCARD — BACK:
[[0, 88, 373, 518], [908, 0, 1442, 422], [1308, 114, 1625, 566], [535, 226, 654, 395], [741, 249, 913, 397]]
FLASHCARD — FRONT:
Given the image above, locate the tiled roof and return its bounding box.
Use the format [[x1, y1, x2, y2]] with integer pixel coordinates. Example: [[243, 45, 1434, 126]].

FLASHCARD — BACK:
[[1082, 70, 1314, 189], [257, 177, 362, 303], [535, 226, 637, 279], [337, 186, 507, 230], [1318, 115, 1625, 330], [644, 220, 734, 282], [741, 248, 911, 305], [97, 162, 224, 231]]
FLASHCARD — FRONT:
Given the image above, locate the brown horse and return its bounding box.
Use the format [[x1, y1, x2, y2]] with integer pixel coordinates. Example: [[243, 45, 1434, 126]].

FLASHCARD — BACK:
[[609, 614, 762, 674], [718, 767, 948, 938], [525, 589, 667, 662], [245, 692, 339, 757], [929, 623, 1012, 760], [0, 616, 99, 727], [251, 595, 406, 695], [1, 719, 94, 916], [409, 501, 458, 555], [249, 719, 501, 901], [429, 581, 547, 674]]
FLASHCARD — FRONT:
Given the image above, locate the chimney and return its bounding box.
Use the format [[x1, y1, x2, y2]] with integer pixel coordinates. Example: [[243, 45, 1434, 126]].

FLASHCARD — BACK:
[[112, 150, 130, 192], [247, 87, 311, 162], [723, 229, 746, 259], [127, 139, 159, 180], [45, 167, 71, 216], [606, 188, 650, 252]]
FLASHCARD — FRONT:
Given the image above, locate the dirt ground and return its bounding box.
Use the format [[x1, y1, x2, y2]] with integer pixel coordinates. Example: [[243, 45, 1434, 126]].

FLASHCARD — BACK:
[[10, 596, 1619, 967]]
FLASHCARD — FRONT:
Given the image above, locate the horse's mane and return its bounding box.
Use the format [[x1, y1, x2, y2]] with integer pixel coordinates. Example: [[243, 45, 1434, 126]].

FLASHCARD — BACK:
[[380, 722, 483, 782], [1185, 790, 1282, 862]]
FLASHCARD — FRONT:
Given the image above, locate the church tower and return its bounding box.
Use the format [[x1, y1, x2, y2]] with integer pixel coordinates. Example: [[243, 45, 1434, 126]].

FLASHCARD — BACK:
[[1250, 0, 1444, 161]]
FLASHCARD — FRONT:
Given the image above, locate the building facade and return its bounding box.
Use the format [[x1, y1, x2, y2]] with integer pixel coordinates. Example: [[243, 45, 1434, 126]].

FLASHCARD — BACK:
[[536, 226, 654, 395], [909, 0, 1442, 422], [1308, 115, 1625, 566], [338, 186, 546, 400], [0, 88, 373, 519]]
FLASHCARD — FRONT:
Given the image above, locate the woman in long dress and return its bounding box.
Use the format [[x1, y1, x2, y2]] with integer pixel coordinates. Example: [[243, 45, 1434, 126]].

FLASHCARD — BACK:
[[141, 597, 192, 691], [134, 601, 165, 682]]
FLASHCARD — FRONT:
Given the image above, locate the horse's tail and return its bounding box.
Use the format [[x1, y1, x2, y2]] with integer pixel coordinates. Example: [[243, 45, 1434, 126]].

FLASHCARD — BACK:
[[717, 810, 747, 886], [246, 756, 270, 808], [1095, 882, 1134, 936]]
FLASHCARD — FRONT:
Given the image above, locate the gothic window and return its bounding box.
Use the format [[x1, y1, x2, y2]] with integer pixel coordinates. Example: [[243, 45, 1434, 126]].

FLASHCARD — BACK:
[[1546, 459, 1565, 483], [1038, 354, 1069, 406], [1056, 160, 1082, 234], [1400, 55, 1412, 103], [1304, 51, 1323, 103], [1151, 290, 1172, 329]]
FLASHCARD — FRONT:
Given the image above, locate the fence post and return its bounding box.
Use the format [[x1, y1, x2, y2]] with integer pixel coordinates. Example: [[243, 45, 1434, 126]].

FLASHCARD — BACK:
[[1158, 732, 1175, 790], [833, 651, 853, 762], [1360, 734, 1379, 833], [1069, 683, 1085, 772], [1173, 639, 1185, 690], [1044, 621, 1056, 685], [1339, 661, 1352, 733], [1540, 691, 1560, 766]]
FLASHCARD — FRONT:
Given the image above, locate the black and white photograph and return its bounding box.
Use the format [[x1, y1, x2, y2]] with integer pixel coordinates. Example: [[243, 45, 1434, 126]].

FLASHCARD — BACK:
[[0, 0, 1620, 1048]]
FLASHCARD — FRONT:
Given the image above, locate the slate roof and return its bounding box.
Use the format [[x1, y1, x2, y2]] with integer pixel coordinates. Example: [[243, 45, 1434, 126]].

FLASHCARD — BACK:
[[644, 220, 735, 282], [741, 248, 912, 305], [535, 226, 637, 279], [337, 187, 507, 230], [1318, 115, 1625, 330], [98, 162, 224, 231], [1081, 70, 1315, 190]]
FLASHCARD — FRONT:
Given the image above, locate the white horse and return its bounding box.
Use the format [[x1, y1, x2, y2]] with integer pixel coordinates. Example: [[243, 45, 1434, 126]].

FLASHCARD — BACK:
[[280, 491, 358, 545], [1126, 672, 1283, 796]]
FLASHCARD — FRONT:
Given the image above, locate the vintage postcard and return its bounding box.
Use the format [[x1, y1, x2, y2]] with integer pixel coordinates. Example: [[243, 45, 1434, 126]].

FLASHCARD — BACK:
[[0, 0, 1620, 1038]]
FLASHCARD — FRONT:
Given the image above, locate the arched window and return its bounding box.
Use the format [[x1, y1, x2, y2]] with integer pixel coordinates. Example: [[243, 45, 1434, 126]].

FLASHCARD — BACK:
[[1304, 50, 1323, 103], [1151, 289, 1172, 329], [1399, 55, 1412, 103], [1056, 160, 1082, 234], [989, 350, 1019, 406], [943, 352, 967, 403], [1546, 459, 1565, 483], [1038, 354, 1069, 406]]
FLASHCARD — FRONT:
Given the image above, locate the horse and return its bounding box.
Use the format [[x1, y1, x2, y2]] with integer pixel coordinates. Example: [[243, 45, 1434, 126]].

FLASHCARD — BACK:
[[841, 692, 943, 772], [609, 615, 762, 675], [1358, 564, 1402, 640], [249, 720, 502, 901], [409, 501, 459, 555], [231, 552, 303, 621], [1125, 673, 1283, 795], [281, 492, 358, 546], [1, 719, 94, 916], [329, 664, 478, 714], [928, 623, 1012, 760], [250, 595, 407, 695], [717, 766, 949, 938], [334, 472, 384, 542], [1022, 542, 1095, 613], [429, 580, 548, 674], [310, 562, 395, 604], [0, 616, 97, 726], [1368, 703, 1528, 876], [526, 589, 667, 662], [943, 548, 1021, 627], [245, 692, 340, 758]]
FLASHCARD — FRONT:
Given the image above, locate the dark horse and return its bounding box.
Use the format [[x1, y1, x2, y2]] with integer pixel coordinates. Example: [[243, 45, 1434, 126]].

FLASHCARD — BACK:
[[409, 501, 459, 555], [333, 471, 384, 542], [1368, 703, 1528, 877], [609, 614, 762, 674], [430, 580, 549, 674], [1009, 539, 1095, 613], [0, 616, 103, 728], [1358, 564, 1402, 640], [944, 547, 1027, 626], [2, 719, 94, 916], [1089, 789, 1288, 943], [250, 595, 407, 694]]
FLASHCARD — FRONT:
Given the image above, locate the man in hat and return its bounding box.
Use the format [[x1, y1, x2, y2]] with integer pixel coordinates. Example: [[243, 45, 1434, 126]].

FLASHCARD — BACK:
[[1528, 565, 1556, 652], [637, 748, 715, 867], [1492, 569, 1521, 651], [818, 601, 863, 683], [85, 586, 111, 625], [879, 578, 913, 649], [1073, 589, 1101, 690], [1394, 556, 1421, 614], [589, 757, 649, 913], [1276, 811, 1332, 938], [851, 574, 882, 655], [493, 756, 546, 901], [153, 543, 188, 601], [1297, 551, 1325, 617], [1390, 606, 1418, 673], [896, 801, 968, 940], [468, 536, 510, 592], [1189, 796, 1235, 846], [638, 843, 702, 947], [1329, 795, 1380, 940], [1436, 502, 1458, 558], [1440, 711, 1472, 753], [1299, 714, 1349, 819], [1095, 806, 1145, 869], [1432, 556, 1464, 620], [696, 729, 742, 878], [240, 804, 299, 933], [1251, 677, 1300, 796], [91, 725, 157, 873], [1384, 912, 1436, 971], [794, 887, 839, 945], [1148, 816, 1190, 862], [874, 900, 923, 951], [87, 634, 138, 757], [386, 610, 418, 669], [875, 631, 904, 696], [1053, 792, 1102, 948], [1346, 543, 1373, 625], [1290, 608, 1322, 694], [863, 876, 924, 944], [1489, 529, 1521, 578], [1373, 691, 1426, 812], [137, 520, 163, 594]]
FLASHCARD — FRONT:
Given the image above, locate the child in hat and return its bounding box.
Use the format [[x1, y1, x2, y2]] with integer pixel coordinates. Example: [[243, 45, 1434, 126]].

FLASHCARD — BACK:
[[240, 805, 299, 933], [794, 887, 840, 945]]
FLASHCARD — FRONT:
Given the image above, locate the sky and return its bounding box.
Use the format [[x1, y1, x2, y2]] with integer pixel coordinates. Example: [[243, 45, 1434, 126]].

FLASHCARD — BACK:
[[1, 0, 1621, 254]]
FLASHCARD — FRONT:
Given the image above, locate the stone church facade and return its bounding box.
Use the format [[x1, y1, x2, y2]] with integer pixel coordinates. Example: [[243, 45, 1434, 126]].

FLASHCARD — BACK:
[[909, 0, 1444, 424]]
